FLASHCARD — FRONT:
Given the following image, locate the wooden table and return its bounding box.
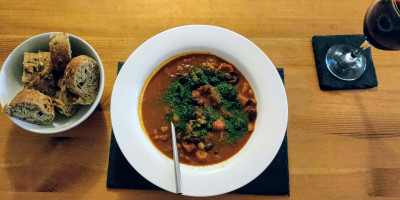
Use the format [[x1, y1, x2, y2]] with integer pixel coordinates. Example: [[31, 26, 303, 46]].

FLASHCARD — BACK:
[[1, 0, 400, 199]]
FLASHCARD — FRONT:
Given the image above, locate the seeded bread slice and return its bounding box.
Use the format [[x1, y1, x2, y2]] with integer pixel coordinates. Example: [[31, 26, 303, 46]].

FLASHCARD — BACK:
[[3, 89, 57, 125], [24, 52, 56, 96], [22, 52, 40, 84], [50, 33, 71, 78], [54, 77, 79, 117], [63, 55, 99, 105], [26, 77, 56, 97], [38, 51, 52, 74]]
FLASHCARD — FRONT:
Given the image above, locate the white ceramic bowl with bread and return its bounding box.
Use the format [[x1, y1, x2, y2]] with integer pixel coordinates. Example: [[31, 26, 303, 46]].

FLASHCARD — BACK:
[[0, 32, 104, 134]]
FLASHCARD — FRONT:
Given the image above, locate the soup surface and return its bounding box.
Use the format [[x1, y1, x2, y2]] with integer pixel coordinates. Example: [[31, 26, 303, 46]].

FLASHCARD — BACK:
[[140, 53, 257, 166]]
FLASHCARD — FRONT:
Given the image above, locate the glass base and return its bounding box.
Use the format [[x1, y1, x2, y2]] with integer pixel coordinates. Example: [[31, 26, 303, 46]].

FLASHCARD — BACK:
[[325, 44, 367, 81]]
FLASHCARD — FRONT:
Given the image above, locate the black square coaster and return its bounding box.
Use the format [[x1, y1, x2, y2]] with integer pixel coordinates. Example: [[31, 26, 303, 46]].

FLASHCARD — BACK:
[[106, 63, 289, 195], [312, 34, 378, 90]]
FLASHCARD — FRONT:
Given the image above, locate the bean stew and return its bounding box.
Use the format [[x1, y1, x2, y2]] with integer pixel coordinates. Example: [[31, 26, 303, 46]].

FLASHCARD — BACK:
[[140, 53, 257, 166]]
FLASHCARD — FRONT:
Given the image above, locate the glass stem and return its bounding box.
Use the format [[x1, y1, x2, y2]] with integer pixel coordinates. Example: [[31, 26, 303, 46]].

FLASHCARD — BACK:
[[351, 40, 371, 58]]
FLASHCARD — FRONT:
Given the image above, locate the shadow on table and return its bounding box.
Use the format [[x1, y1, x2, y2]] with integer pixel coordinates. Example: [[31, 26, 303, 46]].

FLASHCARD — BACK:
[[4, 107, 109, 197]]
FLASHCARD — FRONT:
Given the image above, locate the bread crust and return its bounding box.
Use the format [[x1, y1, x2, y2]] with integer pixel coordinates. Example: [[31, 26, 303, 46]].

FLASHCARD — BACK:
[[38, 51, 52, 75], [24, 52, 56, 96], [54, 76, 79, 117], [3, 89, 56, 124], [22, 52, 39, 84], [5, 89, 54, 112], [50, 33, 71, 75], [63, 55, 99, 105]]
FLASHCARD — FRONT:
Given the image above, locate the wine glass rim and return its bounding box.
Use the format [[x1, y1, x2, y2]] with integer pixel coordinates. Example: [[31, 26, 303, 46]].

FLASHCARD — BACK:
[[392, 0, 400, 15]]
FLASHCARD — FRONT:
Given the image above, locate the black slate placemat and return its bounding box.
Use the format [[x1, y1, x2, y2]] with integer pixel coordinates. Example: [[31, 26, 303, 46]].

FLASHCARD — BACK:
[[107, 63, 289, 195], [312, 34, 378, 90]]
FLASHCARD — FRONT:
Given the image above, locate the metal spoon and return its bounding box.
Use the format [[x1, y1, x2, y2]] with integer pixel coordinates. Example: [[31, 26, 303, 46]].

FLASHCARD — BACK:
[[171, 122, 182, 194]]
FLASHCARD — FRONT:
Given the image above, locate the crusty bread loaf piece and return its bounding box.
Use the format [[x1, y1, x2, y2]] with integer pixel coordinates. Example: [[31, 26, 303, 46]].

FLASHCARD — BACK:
[[26, 77, 56, 97], [3, 89, 57, 125], [54, 77, 79, 117], [55, 88, 79, 117], [22, 52, 40, 84], [24, 52, 56, 96], [50, 33, 71, 77], [38, 51, 52, 75], [63, 55, 99, 105]]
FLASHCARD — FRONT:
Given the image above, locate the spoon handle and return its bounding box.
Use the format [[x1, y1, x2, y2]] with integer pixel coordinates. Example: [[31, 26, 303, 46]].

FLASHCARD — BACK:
[[171, 122, 182, 194]]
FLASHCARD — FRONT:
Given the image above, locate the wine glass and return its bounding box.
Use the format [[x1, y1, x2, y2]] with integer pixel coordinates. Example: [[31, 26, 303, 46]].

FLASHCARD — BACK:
[[326, 0, 400, 81]]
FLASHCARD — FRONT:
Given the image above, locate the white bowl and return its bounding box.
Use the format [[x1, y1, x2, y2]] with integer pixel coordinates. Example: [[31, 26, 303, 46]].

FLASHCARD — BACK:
[[0, 32, 105, 134], [111, 25, 288, 196]]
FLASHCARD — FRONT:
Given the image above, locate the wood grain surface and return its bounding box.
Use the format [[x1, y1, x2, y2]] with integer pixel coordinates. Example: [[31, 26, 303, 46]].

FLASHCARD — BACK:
[[1, 0, 400, 199]]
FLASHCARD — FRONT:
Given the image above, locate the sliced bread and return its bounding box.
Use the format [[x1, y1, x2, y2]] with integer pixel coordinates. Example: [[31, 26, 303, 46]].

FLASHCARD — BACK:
[[50, 33, 71, 78], [24, 52, 56, 96], [22, 52, 40, 84], [54, 77, 79, 117], [63, 55, 99, 105], [3, 89, 57, 125], [26, 77, 56, 97], [38, 51, 52, 76]]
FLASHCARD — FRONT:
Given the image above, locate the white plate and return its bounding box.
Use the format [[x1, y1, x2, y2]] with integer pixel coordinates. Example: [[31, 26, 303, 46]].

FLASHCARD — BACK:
[[110, 25, 288, 197]]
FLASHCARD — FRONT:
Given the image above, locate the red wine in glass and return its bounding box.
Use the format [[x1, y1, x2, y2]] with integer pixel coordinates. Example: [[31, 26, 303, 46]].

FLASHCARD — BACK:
[[364, 0, 400, 50], [325, 0, 400, 81]]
